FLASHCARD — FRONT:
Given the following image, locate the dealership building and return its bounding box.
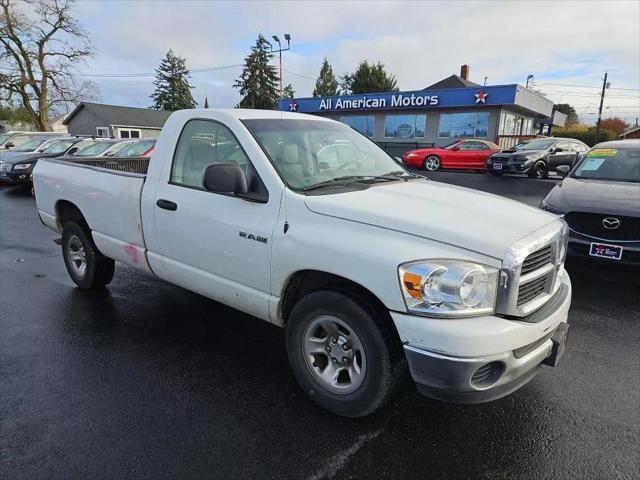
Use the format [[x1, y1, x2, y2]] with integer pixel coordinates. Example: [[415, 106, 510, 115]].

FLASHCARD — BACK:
[[278, 65, 566, 155]]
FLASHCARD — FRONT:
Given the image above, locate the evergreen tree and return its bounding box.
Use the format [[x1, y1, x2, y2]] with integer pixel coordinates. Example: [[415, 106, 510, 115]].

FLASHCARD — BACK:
[[234, 35, 279, 109], [282, 84, 295, 99], [313, 58, 339, 97], [150, 49, 196, 111], [347, 60, 399, 94]]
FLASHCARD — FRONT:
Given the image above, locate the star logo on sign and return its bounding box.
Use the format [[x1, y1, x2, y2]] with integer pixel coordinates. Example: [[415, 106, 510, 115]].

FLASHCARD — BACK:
[[289, 100, 298, 112], [475, 90, 488, 103]]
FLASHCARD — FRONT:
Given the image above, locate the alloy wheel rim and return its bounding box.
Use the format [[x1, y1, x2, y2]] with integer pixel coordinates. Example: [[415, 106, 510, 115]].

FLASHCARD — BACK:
[[68, 235, 87, 277], [302, 315, 367, 394], [425, 156, 439, 170]]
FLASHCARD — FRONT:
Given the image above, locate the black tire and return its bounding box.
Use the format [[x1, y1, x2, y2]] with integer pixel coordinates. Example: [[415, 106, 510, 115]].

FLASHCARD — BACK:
[[286, 290, 402, 417], [61, 221, 115, 289], [528, 160, 548, 179], [423, 155, 440, 171]]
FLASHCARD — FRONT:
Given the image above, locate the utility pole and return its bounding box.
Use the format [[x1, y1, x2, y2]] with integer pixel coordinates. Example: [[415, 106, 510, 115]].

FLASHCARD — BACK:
[[270, 34, 291, 98], [595, 71, 609, 143]]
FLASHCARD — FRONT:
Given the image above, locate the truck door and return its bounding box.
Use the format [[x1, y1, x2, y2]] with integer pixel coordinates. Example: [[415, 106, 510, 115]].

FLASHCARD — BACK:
[[150, 119, 280, 321]]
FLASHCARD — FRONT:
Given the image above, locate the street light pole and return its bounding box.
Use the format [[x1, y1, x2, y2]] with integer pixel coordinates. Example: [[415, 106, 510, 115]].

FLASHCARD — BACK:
[[271, 34, 291, 99]]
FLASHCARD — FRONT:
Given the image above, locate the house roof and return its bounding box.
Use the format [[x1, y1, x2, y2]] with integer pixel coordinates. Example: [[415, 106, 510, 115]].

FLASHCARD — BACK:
[[424, 74, 481, 90], [619, 125, 640, 137], [63, 102, 172, 128]]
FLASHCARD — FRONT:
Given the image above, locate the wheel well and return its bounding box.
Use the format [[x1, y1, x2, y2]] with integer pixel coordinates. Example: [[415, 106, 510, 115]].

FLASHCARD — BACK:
[[55, 200, 88, 230], [280, 270, 402, 344]]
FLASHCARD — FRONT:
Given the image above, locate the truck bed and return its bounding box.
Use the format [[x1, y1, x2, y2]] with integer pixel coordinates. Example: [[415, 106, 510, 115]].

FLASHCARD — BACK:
[[33, 157, 153, 274]]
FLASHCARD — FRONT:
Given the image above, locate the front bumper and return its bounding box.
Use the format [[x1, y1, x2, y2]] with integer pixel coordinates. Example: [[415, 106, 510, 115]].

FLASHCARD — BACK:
[[568, 230, 640, 265], [392, 270, 572, 403], [486, 159, 531, 173], [0, 170, 32, 185]]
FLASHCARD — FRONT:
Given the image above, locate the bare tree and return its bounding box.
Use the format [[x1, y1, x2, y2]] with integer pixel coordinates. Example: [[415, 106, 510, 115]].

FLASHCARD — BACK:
[[0, 0, 98, 130]]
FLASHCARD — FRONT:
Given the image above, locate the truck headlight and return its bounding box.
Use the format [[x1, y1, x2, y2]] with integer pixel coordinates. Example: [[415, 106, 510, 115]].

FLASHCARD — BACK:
[[399, 260, 498, 317], [12, 163, 33, 170]]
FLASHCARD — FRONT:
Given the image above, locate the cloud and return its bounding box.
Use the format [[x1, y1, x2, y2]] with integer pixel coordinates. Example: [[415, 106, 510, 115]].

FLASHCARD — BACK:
[[75, 0, 639, 123]]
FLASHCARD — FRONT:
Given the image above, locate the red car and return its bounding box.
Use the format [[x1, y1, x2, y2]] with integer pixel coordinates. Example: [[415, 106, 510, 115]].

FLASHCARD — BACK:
[[401, 139, 501, 171]]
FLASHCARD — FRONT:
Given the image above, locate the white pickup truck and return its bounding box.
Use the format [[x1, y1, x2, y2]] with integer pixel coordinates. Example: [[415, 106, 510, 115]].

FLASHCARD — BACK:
[[33, 109, 571, 417]]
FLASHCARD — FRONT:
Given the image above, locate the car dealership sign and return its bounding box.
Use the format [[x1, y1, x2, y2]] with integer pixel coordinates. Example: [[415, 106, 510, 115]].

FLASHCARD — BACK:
[[278, 85, 518, 114], [319, 93, 439, 111]]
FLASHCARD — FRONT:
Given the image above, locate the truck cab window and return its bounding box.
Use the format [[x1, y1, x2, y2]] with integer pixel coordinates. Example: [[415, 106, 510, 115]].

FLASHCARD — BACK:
[[171, 119, 250, 189]]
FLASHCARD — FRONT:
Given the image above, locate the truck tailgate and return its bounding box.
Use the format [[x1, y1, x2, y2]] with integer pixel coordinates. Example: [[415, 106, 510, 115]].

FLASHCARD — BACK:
[[34, 159, 152, 273]]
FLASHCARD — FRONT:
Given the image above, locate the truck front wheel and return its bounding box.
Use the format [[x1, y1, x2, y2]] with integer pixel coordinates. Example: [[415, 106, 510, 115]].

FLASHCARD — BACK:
[[62, 221, 115, 290], [286, 290, 401, 417]]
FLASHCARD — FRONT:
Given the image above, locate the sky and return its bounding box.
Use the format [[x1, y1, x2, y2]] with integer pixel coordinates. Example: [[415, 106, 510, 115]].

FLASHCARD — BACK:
[[71, 0, 640, 125]]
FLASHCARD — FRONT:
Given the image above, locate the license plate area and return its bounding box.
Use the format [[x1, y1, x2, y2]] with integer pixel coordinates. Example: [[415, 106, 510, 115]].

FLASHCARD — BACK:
[[493, 163, 503, 170], [589, 242, 623, 260]]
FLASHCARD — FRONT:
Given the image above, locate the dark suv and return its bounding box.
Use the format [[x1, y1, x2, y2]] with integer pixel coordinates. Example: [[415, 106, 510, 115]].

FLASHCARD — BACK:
[[487, 137, 589, 179]]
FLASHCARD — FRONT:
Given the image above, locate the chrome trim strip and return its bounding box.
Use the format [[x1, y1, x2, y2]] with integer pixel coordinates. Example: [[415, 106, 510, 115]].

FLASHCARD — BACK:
[[569, 227, 639, 243]]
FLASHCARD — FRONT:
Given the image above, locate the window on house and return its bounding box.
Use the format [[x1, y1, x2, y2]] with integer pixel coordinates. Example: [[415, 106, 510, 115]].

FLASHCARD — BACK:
[[119, 129, 141, 139], [384, 114, 426, 138], [339, 116, 376, 137], [439, 112, 489, 138], [96, 127, 109, 138]]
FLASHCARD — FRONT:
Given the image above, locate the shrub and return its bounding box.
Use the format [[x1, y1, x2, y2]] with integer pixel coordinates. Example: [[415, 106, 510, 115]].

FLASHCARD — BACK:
[[553, 127, 616, 146]]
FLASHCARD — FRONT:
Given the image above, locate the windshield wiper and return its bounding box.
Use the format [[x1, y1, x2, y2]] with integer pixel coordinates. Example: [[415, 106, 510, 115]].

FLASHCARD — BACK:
[[303, 175, 376, 191]]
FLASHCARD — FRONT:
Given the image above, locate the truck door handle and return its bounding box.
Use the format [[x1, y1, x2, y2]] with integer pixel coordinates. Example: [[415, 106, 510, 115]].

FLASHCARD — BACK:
[[156, 199, 177, 211]]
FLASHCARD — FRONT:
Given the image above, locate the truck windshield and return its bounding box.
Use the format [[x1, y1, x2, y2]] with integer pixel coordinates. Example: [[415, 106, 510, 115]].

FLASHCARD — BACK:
[[571, 147, 640, 182], [243, 118, 411, 190]]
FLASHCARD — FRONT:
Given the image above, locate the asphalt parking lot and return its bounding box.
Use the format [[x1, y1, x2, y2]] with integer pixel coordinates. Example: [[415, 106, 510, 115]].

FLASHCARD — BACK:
[[1, 172, 639, 480]]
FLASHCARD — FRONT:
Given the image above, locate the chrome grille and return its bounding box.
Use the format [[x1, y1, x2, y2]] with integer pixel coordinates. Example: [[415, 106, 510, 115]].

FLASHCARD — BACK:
[[496, 221, 568, 318], [517, 275, 548, 306], [521, 245, 552, 274]]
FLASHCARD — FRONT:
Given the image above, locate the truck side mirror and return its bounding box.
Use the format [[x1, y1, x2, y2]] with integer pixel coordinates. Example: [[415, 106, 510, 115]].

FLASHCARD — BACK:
[[4, 142, 14, 149], [556, 165, 570, 177], [203, 163, 248, 195]]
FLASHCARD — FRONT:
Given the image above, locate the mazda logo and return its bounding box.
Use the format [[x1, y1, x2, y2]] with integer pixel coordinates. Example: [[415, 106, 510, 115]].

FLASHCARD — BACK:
[[602, 217, 621, 230]]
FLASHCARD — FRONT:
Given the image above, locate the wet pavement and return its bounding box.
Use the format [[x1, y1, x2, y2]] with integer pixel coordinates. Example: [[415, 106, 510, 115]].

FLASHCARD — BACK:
[[1, 173, 639, 480]]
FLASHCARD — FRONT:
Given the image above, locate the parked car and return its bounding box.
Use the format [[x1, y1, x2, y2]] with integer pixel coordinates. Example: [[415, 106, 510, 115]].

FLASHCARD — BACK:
[[540, 139, 639, 264], [0, 131, 30, 149], [0, 137, 95, 186], [0, 134, 70, 162], [401, 139, 502, 171], [114, 139, 157, 158], [67, 138, 138, 158], [487, 137, 589, 179], [33, 109, 571, 417], [0, 131, 64, 151]]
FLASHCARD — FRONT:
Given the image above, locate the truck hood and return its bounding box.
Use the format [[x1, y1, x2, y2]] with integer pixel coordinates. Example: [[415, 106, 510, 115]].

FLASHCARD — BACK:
[[304, 179, 557, 259]]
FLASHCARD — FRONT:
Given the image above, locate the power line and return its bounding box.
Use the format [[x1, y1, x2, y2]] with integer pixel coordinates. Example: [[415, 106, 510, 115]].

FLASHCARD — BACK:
[[2, 64, 243, 78], [536, 82, 640, 92], [283, 68, 315, 80]]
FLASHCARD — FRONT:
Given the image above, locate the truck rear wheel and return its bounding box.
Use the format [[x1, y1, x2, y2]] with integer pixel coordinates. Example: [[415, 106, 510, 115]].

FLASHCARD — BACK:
[[285, 290, 400, 417], [61, 221, 115, 290]]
